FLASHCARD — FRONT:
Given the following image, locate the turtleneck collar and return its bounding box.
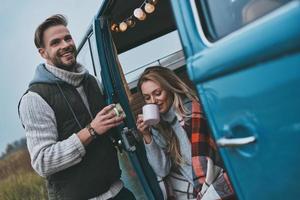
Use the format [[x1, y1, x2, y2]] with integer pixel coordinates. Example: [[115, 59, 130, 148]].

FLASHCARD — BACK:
[[161, 105, 177, 124], [45, 63, 87, 87], [161, 98, 193, 124]]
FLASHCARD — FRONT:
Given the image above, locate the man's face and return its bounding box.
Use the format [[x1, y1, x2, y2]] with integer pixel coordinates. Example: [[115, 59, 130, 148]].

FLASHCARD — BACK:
[[39, 25, 77, 71]]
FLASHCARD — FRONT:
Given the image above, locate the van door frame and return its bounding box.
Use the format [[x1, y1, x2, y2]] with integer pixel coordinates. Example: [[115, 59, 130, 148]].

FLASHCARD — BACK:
[[93, 16, 164, 200]]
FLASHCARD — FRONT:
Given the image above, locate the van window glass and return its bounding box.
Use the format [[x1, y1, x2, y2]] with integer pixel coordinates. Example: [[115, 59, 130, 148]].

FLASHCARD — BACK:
[[77, 34, 104, 92], [118, 31, 183, 89], [77, 39, 96, 75], [197, 0, 291, 41], [89, 33, 103, 79]]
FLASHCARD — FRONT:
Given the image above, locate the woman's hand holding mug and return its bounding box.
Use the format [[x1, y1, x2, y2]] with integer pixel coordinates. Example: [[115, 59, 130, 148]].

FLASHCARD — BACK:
[[136, 114, 152, 144], [136, 104, 160, 144]]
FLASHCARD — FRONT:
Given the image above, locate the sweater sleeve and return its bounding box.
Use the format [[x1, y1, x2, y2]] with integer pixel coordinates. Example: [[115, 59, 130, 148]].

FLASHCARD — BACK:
[[19, 91, 86, 177], [144, 136, 172, 178]]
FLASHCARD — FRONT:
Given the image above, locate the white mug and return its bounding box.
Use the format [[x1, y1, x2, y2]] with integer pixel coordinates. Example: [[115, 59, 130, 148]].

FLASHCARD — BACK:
[[142, 104, 160, 125]]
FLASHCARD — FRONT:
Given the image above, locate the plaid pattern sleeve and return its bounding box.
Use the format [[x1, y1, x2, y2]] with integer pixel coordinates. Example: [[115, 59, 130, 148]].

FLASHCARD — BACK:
[[184, 101, 235, 200]]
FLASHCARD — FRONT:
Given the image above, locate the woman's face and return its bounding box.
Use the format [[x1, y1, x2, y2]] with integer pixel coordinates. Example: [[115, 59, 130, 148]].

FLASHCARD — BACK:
[[141, 80, 172, 113]]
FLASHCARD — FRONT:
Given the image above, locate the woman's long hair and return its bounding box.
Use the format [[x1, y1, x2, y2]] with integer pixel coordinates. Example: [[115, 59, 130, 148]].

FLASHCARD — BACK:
[[137, 66, 198, 166]]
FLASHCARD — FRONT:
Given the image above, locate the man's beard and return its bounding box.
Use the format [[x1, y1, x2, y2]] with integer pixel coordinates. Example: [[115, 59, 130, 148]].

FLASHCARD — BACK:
[[51, 45, 77, 71]]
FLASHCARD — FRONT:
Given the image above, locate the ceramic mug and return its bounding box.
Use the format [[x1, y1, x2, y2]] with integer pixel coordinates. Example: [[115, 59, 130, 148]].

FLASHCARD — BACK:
[[142, 104, 160, 125], [111, 103, 126, 118]]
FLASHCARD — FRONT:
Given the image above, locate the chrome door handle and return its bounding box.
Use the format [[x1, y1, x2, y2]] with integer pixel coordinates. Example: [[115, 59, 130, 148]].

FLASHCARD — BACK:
[[121, 127, 139, 152], [217, 136, 256, 147]]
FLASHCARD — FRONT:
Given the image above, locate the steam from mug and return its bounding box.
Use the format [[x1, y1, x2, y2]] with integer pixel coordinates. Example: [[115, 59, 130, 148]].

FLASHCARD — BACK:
[[142, 104, 160, 125]]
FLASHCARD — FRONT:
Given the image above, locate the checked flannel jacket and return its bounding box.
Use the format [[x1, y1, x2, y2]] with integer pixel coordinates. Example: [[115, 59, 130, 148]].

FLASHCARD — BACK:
[[184, 101, 235, 200]]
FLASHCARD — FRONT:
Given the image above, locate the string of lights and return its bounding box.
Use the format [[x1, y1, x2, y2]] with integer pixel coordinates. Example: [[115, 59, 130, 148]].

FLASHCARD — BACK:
[[111, 0, 159, 33]]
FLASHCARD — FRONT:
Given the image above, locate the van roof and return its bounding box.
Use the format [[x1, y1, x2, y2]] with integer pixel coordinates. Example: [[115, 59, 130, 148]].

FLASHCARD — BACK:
[[103, 0, 176, 53]]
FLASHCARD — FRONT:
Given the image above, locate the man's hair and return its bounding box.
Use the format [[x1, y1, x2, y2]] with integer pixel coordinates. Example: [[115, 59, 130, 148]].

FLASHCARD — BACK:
[[34, 14, 68, 48]]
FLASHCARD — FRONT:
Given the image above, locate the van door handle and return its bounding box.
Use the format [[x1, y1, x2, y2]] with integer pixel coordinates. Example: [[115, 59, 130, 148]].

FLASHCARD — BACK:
[[217, 136, 256, 147], [120, 127, 139, 152]]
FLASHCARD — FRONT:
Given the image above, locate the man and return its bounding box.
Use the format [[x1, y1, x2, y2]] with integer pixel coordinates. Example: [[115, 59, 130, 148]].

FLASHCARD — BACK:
[[18, 14, 135, 200]]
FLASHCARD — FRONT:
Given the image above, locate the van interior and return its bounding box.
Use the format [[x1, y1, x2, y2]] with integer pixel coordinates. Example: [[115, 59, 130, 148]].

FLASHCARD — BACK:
[[106, 0, 194, 118]]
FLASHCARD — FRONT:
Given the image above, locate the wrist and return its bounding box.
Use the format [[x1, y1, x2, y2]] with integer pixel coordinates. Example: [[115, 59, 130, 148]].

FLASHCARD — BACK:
[[86, 123, 97, 139], [143, 134, 152, 144]]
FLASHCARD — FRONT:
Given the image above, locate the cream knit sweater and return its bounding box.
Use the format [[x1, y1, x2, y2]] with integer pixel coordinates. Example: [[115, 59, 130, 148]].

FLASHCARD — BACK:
[[19, 63, 123, 200]]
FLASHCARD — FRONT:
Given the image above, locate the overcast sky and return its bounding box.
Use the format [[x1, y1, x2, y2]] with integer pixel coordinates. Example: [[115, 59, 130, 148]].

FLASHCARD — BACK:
[[0, 0, 183, 155], [0, 0, 102, 154]]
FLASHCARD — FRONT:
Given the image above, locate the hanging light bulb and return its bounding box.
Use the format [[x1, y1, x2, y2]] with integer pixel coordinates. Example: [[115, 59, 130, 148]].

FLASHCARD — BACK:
[[112, 0, 160, 33], [144, 3, 155, 13], [148, 0, 158, 5], [111, 23, 118, 32], [134, 8, 146, 20], [119, 22, 128, 32], [126, 18, 136, 28]]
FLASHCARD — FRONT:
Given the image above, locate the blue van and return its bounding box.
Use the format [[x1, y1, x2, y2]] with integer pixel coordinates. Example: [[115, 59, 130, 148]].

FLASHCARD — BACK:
[[77, 0, 300, 199]]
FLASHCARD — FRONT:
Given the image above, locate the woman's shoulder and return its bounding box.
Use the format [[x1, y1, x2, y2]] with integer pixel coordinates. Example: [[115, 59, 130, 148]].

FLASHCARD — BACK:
[[183, 98, 201, 113], [186, 99, 204, 120]]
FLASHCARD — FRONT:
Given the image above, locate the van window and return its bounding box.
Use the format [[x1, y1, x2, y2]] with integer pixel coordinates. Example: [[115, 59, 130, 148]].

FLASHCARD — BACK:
[[196, 0, 291, 41], [77, 38, 96, 75], [77, 33, 104, 92], [118, 31, 184, 89], [89, 33, 103, 79]]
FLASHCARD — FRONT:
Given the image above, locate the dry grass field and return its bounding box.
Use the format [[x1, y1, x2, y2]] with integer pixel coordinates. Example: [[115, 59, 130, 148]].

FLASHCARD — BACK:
[[0, 150, 47, 200]]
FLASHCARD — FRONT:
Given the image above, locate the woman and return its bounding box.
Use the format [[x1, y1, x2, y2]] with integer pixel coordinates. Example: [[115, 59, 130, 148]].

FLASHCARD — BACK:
[[136, 66, 235, 200]]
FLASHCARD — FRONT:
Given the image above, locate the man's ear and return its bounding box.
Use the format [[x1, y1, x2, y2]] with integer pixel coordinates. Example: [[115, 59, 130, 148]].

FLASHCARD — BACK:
[[38, 48, 47, 59]]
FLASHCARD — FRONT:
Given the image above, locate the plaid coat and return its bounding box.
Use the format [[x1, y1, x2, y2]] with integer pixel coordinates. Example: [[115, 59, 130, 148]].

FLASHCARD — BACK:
[[183, 100, 235, 200]]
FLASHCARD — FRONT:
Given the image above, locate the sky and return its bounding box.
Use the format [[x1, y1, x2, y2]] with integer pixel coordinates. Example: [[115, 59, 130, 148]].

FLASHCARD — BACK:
[[0, 0, 103, 154], [0, 0, 183, 155]]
